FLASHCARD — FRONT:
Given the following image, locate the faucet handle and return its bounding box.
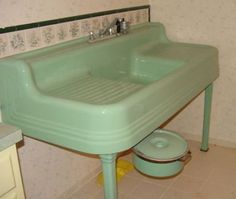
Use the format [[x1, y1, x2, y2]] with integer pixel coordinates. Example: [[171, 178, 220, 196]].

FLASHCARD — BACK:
[[120, 20, 129, 34], [108, 26, 117, 35], [89, 31, 95, 40]]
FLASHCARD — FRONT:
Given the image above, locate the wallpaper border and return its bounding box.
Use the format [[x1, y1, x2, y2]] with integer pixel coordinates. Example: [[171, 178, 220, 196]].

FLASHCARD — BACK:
[[0, 5, 150, 34]]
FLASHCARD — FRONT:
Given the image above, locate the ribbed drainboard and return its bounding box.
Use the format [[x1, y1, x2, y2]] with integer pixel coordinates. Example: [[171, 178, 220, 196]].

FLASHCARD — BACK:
[[44, 75, 144, 105]]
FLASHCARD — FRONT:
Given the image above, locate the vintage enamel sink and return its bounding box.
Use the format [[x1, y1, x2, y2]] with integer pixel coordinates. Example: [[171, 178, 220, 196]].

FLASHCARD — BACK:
[[0, 22, 219, 199], [0, 23, 219, 155]]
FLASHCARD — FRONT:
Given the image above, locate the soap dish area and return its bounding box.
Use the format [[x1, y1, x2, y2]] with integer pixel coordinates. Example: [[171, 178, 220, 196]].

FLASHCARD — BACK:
[[132, 129, 191, 177]]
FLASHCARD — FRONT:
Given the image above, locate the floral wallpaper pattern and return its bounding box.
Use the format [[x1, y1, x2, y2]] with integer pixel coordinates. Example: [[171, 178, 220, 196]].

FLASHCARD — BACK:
[[128, 11, 135, 25], [92, 18, 101, 33], [69, 21, 80, 38], [0, 34, 8, 56], [42, 26, 55, 45], [101, 16, 111, 29], [0, 8, 149, 58], [9, 31, 25, 52], [26, 28, 41, 48], [80, 19, 92, 36], [57, 24, 68, 41]]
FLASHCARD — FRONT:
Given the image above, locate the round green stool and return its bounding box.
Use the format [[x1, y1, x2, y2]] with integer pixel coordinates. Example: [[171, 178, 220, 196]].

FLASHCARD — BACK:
[[132, 129, 190, 177]]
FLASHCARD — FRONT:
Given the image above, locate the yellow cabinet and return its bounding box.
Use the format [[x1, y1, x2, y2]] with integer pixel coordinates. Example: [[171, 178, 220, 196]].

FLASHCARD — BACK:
[[0, 145, 25, 199], [0, 124, 25, 199]]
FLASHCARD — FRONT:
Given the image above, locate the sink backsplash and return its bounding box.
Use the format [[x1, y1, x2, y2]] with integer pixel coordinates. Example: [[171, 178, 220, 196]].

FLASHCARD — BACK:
[[0, 6, 149, 59]]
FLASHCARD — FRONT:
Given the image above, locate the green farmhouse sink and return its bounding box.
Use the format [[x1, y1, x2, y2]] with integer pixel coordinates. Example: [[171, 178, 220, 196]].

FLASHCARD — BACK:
[[0, 23, 218, 154], [0, 22, 219, 199]]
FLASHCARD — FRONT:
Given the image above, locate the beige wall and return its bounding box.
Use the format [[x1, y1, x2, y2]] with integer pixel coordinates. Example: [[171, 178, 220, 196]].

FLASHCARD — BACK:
[[0, 1, 149, 199], [150, 0, 236, 147], [0, 0, 148, 27], [18, 137, 100, 199]]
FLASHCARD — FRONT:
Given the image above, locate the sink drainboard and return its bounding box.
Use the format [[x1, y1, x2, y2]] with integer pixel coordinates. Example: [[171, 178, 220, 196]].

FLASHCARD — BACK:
[[44, 75, 144, 105]]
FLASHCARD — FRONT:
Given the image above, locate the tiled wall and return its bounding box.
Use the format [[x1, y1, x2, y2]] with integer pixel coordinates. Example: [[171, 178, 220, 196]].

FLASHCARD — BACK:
[[0, 9, 148, 59], [0, 1, 149, 199], [150, 0, 236, 148]]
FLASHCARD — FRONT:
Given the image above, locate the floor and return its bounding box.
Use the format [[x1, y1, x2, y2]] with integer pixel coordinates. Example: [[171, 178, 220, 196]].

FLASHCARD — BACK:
[[67, 140, 236, 199]]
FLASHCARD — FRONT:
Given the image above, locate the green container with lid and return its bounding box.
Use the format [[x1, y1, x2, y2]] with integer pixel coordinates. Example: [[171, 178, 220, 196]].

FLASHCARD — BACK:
[[132, 129, 189, 177]]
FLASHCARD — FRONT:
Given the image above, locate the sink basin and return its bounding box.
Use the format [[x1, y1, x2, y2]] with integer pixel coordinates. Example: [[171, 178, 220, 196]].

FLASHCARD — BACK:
[[0, 23, 219, 154]]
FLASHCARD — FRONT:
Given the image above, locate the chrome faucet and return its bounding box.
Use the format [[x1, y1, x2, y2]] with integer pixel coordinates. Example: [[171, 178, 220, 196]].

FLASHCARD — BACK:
[[88, 18, 129, 43], [100, 18, 120, 36]]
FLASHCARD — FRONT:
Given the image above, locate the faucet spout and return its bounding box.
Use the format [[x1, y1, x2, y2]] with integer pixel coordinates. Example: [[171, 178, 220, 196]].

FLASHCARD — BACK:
[[100, 18, 119, 36]]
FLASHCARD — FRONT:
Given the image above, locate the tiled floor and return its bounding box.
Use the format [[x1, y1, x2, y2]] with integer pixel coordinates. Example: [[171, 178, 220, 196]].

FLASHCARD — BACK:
[[68, 140, 236, 199]]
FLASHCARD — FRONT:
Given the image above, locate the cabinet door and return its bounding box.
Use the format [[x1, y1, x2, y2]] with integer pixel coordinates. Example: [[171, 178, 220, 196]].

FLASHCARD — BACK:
[[1, 192, 17, 199], [0, 145, 25, 199]]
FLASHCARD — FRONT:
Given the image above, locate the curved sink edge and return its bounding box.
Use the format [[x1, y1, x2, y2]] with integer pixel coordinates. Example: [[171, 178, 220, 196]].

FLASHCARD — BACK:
[[2, 66, 218, 154], [0, 22, 219, 154]]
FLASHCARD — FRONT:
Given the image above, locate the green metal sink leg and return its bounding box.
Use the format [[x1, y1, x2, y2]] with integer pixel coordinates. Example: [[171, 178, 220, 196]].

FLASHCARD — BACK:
[[201, 83, 213, 151], [99, 154, 118, 199]]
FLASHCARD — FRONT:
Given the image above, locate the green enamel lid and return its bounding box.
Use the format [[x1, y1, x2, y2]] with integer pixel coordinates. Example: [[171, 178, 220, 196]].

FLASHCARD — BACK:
[[133, 129, 189, 162]]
